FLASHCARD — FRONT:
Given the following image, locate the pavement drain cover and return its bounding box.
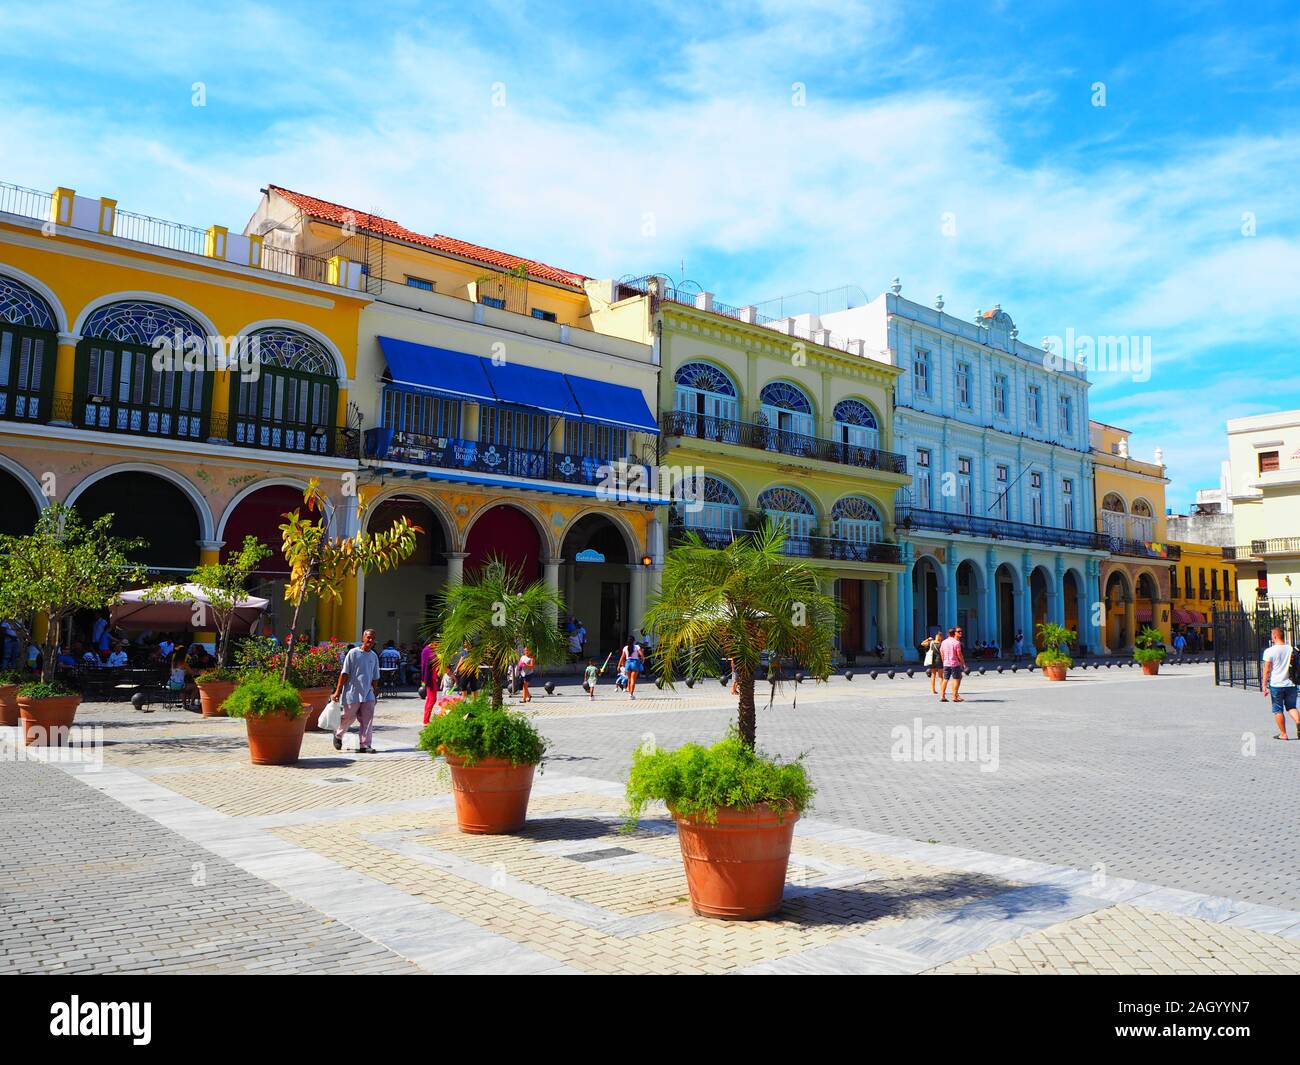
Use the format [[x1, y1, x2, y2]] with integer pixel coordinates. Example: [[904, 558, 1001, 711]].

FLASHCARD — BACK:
[[566, 847, 638, 863]]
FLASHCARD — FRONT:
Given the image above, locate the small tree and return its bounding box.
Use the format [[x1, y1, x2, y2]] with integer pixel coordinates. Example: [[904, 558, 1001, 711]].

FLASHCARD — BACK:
[[0, 503, 145, 684], [151, 535, 272, 669], [423, 556, 566, 709], [278, 479, 420, 683], [1134, 624, 1167, 664], [642, 521, 838, 749], [1034, 621, 1077, 667]]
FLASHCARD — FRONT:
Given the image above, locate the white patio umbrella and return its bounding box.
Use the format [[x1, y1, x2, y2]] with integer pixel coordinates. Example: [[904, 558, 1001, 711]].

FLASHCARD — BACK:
[[110, 584, 270, 633]]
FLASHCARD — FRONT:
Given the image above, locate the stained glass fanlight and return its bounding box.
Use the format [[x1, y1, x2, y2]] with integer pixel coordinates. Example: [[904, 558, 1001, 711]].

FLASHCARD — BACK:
[[0, 275, 57, 331]]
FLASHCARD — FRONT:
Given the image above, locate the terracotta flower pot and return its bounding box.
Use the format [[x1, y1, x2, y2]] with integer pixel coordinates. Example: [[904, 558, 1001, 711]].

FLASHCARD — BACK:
[[299, 687, 333, 731], [197, 679, 237, 717], [444, 752, 536, 834], [0, 684, 18, 727], [243, 712, 308, 765], [672, 803, 799, 920], [1042, 664, 1069, 682], [1141, 660, 1160, 676], [18, 694, 82, 747]]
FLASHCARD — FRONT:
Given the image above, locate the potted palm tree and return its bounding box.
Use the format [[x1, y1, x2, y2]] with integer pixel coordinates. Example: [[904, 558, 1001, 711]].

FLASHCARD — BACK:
[[1035, 621, 1076, 681], [418, 692, 548, 833], [420, 556, 564, 831], [627, 521, 836, 919], [1134, 625, 1166, 675], [0, 503, 144, 746]]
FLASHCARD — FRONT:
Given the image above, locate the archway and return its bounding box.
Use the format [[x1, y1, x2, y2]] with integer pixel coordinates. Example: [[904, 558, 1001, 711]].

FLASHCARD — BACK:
[[1101, 492, 1127, 540], [561, 513, 632, 659], [465, 504, 543, 584], [217, 482, 310, 640], [995, 563, 1019, 651], [1030, 566, 1052, 645], [0, 272, 59, 424], [1135, 570, 1159, 638], [363, 496, 449, 648], [1063, 569, 1082, 645], [912, 555, 943, 643], [72, 471, 201, 573], [955, 559, 984, 643], [0, 465, 40, 537], [1105, 570, 1131, 652]]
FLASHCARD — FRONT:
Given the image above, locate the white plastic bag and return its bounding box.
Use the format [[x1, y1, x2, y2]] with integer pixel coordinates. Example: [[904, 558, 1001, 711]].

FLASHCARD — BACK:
[[318, 697, 342, 732]]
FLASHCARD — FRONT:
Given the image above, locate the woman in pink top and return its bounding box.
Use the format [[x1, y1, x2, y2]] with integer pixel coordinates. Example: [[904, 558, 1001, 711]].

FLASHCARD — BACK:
[[517, 647, 535, 703]]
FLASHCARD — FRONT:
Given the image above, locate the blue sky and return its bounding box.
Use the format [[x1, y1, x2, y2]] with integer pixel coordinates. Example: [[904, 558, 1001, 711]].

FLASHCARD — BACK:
[[2, 0, 1297, 510]]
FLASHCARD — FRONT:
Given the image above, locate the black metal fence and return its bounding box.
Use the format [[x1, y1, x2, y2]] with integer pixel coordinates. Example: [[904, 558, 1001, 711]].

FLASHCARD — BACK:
[[1213, 598, 1300, 690]]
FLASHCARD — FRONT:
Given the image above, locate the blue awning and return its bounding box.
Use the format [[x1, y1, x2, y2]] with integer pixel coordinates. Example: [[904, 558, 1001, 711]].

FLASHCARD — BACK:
[[564, 375, 659, 434], [377, 337, 496, 405], [483, 359, 582, 418], [377, 335, 658, 433]]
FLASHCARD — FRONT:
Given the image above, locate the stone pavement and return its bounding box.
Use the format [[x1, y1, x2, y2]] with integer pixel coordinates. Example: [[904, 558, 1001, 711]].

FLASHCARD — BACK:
[[2, 662, 1298, 974]]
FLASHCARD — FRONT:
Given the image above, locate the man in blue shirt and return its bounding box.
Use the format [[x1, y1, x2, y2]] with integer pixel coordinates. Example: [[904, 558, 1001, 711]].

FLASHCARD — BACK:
[[333, 629, 381, 753]]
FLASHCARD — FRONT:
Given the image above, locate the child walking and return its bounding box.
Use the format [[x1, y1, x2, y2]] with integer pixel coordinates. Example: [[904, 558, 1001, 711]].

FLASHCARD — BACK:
[[584, 658, 599, 700]]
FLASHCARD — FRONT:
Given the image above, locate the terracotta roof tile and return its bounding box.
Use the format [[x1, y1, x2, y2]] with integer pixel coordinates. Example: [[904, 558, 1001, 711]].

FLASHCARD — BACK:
[[267, 185, 589, 287]]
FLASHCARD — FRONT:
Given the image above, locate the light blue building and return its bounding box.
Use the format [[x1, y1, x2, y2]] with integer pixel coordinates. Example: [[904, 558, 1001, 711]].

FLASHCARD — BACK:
[[819, 286, 1109, 656]]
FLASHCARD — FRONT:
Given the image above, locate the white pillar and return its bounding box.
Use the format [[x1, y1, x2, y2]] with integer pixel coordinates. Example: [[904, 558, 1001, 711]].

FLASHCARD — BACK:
[[628, 563, 648, 637], [445, 552, 467, 585]]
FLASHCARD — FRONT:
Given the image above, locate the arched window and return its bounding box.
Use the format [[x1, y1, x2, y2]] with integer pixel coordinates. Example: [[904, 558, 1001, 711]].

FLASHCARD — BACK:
[[757, 486, 816, 547], [0, 274, 57, 424], [676, 475, 742, 531], [832, 496, 882, 543], [77, 301, 209, 439], [230, 328, 340, 455], [672, 362, 739, 441], [1101, 492, 1127, 539], [833, 398, 880, 454], [1131, 498, 1154, 542]]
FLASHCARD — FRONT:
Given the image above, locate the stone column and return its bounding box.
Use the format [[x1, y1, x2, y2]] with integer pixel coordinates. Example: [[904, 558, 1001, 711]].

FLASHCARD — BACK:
[[194, 540, 225, 645], [1086, 559, 1104, 655], [898, 540, 915, 651], [879, 575, 895, 659], [1020, 550, 1035, 647], [543, 556, 563, 624], [445, 551, 467, 585], [943, 551, 958, 633], [628, 563, 648, 637], [1051, 554, 1065, 627], [983, 548, 999, 647], [51, 332, 80, 426]]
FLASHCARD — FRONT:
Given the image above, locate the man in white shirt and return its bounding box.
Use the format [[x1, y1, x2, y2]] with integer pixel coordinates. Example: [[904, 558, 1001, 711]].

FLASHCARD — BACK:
[[105, 644, 129, 668], [1262, 627, 1300, 741], [333, 629, 382, 753]]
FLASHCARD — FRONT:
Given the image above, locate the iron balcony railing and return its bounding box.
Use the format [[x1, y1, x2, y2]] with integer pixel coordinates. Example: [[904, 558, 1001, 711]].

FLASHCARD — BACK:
[[364, 426, 659, 493], [896, 505, 1110, 551], [1105, 537, 1182, 561], [668, 517, 903, 564], [210, 411, 359, 459], [661, 410, 908, 475]]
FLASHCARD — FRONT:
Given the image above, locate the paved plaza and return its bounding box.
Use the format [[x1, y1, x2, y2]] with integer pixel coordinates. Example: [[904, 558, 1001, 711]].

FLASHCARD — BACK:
[[4, 661, 1300, 975]]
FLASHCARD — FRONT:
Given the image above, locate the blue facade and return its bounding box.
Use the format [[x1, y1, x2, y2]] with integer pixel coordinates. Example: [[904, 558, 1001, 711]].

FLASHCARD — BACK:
[[822, 293, 1106, 656]]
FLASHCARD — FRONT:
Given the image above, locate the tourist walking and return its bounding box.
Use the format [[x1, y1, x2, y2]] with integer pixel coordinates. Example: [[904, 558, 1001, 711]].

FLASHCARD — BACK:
[[939, 626, 967, 703], [1012, 631, 1025, 659], [333, 629, 381, 753], [584, 658, 599, 700], [1173, 631, 1186, 657], [1262, 626, 1300, 741], [618, 634, 644, 700], [420, 639, 440, 725], [921, 634, 941, 694]]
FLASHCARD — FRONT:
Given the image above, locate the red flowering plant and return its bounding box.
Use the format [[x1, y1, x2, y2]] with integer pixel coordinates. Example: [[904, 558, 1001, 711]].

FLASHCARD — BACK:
[[234, 636, 345, 689]]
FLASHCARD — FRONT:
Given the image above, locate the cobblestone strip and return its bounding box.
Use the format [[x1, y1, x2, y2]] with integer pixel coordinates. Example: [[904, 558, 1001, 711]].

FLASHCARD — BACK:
[[49, 754, 576, 975]]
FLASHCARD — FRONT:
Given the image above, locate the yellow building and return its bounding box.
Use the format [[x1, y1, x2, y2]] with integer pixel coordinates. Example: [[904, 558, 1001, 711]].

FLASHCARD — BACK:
[[246, 188, 664, 655], [0, 178, 371, 640], [1225, 409, 1300, 607], [1089, 420, 1174, 651], [1166, 540, 1238, 647], [588, 277, 910, 660]]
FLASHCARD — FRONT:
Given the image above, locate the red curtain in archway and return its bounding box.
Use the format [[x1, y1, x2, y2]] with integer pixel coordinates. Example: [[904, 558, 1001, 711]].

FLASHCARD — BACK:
[[465, 506, 540, 583], [220, 485, 310, 574]]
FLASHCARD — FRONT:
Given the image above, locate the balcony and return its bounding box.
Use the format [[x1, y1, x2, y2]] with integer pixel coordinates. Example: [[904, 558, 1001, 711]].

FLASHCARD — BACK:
[[668, 516, 903, 565], [1105, 537, 1182, 561], [1251, 538, 1300, 557], [364, 426, 656, 493], [1, 180, 339, 289], [897, 505, 1110, 551], [661, 410, 907, 475]]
